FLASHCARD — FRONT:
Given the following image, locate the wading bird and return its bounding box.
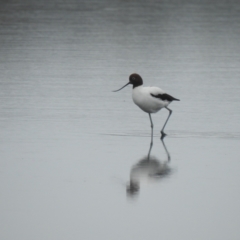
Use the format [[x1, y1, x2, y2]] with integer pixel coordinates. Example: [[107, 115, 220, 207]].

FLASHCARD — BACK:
[[113, 73, 180, 140]]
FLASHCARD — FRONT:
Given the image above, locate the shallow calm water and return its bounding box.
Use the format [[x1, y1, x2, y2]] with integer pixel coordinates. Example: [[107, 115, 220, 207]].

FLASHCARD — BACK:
[[1, 0, 240, 239]]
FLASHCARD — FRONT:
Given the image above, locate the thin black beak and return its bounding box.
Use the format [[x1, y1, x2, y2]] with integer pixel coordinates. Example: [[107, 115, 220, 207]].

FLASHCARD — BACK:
[[112, 82, 130, 92]]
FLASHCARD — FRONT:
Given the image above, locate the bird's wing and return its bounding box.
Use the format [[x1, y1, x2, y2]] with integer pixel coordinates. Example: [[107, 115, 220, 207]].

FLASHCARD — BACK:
[[149, 87, 180, 101]]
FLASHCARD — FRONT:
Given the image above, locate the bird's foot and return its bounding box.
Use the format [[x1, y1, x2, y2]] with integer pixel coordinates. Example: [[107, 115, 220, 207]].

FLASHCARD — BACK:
[[160, 131, 167, 139]]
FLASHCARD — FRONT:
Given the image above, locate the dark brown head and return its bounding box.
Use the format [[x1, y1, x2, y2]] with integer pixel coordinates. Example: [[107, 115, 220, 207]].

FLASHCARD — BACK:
[[129, 73, 143, 88], [113, 73, 143, 92]]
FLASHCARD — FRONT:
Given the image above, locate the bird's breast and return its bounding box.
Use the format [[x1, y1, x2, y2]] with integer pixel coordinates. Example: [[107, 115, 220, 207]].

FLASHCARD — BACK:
[[132, 87, 168, 113]]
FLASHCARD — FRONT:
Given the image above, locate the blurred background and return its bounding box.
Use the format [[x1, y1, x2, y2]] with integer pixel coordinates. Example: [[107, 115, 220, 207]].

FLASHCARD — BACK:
[[1, 0, 240, 239]]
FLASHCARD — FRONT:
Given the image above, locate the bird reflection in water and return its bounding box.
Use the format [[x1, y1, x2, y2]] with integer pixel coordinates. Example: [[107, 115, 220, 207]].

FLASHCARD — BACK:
[[127, 138, 172, 197]]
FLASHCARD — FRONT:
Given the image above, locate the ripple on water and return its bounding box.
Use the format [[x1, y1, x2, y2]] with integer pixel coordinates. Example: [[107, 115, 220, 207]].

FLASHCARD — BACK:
[[100, 130, 240, 140]]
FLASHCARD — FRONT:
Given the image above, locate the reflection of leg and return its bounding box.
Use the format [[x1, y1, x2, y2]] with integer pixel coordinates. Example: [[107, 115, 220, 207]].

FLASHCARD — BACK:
[[161, 138, 171, 162], [149, 113, 153, 145], [161, 107, 172, 138]]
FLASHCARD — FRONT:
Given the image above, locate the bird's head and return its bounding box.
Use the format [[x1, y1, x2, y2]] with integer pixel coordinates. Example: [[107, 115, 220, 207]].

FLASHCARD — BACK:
[[129, 73, 143, 87], [113, 73, 143, 92]]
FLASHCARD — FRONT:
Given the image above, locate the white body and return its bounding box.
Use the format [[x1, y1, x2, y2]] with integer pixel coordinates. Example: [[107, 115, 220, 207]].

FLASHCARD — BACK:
[[132, 86, 170, 114]]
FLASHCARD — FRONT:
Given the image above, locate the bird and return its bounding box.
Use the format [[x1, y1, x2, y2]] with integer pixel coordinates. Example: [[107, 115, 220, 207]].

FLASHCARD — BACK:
[[113, 73, 180, 140]]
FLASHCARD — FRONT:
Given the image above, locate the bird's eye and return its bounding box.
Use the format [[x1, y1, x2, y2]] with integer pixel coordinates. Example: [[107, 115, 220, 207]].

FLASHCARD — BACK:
[[132, 77, 135, 80]]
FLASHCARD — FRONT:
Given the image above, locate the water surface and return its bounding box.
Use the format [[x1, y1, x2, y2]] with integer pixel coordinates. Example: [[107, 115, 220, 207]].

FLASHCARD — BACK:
[[1, 0, 240, 239]]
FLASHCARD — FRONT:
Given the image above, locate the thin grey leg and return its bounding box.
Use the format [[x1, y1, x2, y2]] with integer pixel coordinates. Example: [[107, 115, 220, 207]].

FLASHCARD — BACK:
[[161, 107, 172, 138], [147, 139, 153, 160], [149, 113, 153, 145]]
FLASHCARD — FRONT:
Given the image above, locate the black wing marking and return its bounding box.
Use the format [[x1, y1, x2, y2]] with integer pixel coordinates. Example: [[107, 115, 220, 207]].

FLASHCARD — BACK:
[[151, 93, 180, 101]]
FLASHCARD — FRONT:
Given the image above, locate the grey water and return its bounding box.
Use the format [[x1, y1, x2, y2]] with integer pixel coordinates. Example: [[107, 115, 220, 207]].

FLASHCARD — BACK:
[[1, 0, 240, 239]]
